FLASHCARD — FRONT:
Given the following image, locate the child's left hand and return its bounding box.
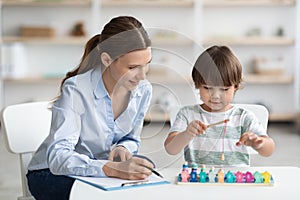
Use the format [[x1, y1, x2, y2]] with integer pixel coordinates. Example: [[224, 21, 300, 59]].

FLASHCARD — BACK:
[[236, 132, 265, 150]]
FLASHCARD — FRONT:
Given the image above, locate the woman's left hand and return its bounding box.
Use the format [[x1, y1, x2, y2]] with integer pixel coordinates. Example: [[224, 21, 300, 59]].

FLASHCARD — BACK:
[[109, 146, 132, 162]]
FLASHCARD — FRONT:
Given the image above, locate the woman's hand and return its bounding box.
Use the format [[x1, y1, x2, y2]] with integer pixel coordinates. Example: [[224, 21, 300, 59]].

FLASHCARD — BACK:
[[184, 120, 207, 138], [103, 157, 154, 180], [236, 132, 265, 150], [108, 146, 132, 162]]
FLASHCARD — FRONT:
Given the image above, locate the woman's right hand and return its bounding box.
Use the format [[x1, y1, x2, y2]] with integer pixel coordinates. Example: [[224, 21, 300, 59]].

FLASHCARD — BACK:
[[103, 157, 154, 180], [184, 120, 207, 138]]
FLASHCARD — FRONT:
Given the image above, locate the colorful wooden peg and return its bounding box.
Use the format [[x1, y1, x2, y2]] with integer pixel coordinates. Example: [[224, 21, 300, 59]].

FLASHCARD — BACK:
[[181, 171, 190, 182], [217, 169, 225, 183], [190, 163, 198, 182], [201, 164, 206, 171], [225, 171, 236, 183], [180, 162, 190, 182], [244, 171, 254, 183], [235, 171, 244, 183], [199, 169, 208, 183], [208, 167, 217, 183], [261, 171, 272, 183], [178, 173, 182, 182], [253, 171, 264, 183]]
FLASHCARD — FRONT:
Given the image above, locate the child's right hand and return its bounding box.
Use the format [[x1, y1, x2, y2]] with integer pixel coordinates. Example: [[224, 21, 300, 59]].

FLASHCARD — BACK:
[[184, 120, 207, 138], [103, 157, 154, 180]]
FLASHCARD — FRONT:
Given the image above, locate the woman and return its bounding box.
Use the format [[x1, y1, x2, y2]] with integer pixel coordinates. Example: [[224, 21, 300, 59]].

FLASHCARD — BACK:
[[27, 16, 154, 200]]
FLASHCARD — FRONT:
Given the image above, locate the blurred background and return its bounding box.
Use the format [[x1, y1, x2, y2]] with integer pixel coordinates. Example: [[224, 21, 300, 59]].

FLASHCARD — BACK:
[[0, 0, 300, 199]]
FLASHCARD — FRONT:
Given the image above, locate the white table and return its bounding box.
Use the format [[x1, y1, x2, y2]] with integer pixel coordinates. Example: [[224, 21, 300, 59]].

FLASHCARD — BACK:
[[70, 167, 300, 200]]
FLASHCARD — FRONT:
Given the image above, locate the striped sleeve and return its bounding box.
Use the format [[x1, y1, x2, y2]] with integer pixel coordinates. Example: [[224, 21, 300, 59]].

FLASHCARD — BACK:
[[169, 107, 189, 133]]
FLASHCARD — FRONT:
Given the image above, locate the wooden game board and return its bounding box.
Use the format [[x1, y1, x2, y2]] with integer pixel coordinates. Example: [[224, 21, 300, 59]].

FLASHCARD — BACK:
[[176, 179, 274, 186]]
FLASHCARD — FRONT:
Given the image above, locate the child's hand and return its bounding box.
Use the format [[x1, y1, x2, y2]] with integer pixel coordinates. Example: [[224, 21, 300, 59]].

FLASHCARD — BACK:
[[108, 146, 132, 162], [236, 132, 265, 150], [184, 120, 207, 138]]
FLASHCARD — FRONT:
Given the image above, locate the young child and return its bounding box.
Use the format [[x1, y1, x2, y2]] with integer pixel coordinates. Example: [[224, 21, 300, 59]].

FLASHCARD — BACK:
[[164, 45, 275, 166]]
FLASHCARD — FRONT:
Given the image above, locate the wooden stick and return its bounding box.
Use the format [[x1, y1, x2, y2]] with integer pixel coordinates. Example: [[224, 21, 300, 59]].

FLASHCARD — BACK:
[[207, 119, 230, 128]]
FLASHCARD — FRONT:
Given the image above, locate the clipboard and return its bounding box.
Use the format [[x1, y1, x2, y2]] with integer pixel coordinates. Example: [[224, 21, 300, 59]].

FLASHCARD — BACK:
[[71, 174, 170, 191]]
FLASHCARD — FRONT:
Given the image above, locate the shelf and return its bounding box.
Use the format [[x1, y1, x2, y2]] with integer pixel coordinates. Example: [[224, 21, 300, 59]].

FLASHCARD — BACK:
[[1, 36, 193, 46], [148, 74, 293, 85], [1, 36, 88, 45], [152, 38, 193, 46], [4, 36, 293, 46], [2, 77, 62, 84], [202, 36, 294, 46], [4, 0, 294, 7], [2, 0, 90, 6], [269, 113, 295, 122], [101, 0, 194, 7], [144, 112, 170, 122], [3, 77, 295, 123], [203, 0, 296, 7], [147, 75, 193, 85], [3, 75, 191, 85], [244, 74, 293, 84], [5, 74, 292, 85]]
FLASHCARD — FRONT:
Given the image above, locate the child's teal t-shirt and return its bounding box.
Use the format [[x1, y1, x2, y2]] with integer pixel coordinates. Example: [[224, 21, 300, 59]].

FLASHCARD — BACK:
[[169, 105, 267, 167]]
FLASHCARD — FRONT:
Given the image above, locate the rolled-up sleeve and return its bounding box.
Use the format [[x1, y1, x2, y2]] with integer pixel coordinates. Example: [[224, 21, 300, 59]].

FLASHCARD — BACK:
[[116, 125, 142, 154]]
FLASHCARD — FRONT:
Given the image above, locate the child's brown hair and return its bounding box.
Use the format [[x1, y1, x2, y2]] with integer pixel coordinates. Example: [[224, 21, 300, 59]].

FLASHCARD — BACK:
[[191, 45, 242, 89]]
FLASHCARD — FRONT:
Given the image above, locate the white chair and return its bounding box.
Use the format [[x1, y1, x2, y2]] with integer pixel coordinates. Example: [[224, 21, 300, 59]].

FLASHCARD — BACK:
[[169, 104, 269, 154], [1, 101, 52, 200]]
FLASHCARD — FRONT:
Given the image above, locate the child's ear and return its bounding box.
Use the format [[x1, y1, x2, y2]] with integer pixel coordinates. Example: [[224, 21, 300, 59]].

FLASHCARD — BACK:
[[101, 52, 113, 67]]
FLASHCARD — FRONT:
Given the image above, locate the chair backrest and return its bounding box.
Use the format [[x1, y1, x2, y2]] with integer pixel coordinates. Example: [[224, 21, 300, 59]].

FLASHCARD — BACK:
[[234, 104, 269, 130], [169, 104, 269, 155], [1, 101, 52, 200]]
